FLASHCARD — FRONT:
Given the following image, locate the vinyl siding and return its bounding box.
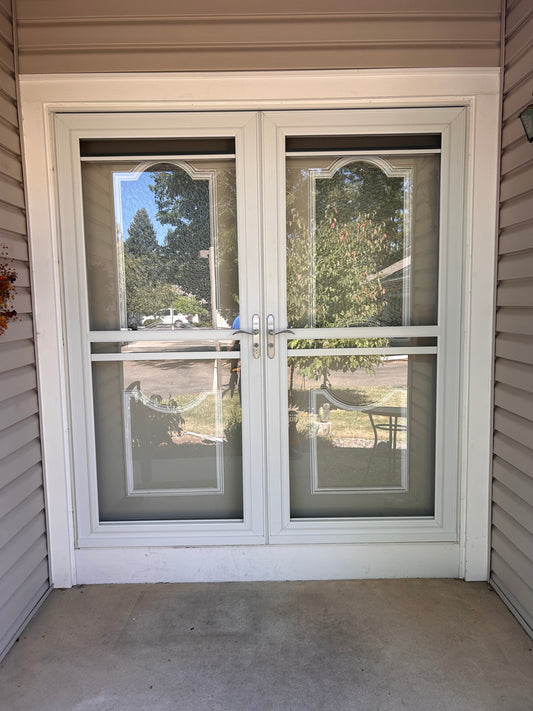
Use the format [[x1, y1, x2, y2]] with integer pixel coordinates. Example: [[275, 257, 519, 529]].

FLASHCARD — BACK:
[[15, 0, 500, 74], [0, 0, 48, 663], [491, 0, 533, 637]]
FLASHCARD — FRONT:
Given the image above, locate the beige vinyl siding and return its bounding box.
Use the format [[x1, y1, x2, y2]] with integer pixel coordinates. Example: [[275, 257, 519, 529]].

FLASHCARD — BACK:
[[15, 0, 500, 74], [0, 0, 48, 663], [491, 0, 533, 637]]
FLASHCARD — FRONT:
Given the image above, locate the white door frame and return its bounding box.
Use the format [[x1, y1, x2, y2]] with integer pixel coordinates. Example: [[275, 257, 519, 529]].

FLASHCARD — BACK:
[[19, 69, 500, 586], [53, 110, 267, 548]]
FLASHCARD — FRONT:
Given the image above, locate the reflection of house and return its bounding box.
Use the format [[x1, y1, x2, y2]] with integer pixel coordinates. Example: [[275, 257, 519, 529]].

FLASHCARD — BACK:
[[1, 0, 532, 666], [367, 257, 411, 327]]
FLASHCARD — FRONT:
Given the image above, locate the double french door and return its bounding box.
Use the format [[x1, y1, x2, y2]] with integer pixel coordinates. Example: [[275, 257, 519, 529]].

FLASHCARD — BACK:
[[56, 108, 464, 551]]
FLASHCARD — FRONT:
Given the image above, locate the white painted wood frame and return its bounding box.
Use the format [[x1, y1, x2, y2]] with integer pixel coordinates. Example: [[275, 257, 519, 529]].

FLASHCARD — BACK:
[[19, 69, 500, 586]]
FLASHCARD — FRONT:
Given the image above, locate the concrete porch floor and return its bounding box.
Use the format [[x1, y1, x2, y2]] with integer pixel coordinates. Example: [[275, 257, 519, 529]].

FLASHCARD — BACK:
[[0, 580, 532, 711]]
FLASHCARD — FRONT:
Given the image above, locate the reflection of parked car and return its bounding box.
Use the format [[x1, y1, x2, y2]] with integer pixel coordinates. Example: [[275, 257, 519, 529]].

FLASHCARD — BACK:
[[141, 308, 190, 328]]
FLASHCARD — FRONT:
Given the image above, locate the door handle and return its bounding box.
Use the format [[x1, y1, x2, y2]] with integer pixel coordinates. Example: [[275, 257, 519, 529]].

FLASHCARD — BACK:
[[232, 313, 261, 359], [267, 314, 295, 359]]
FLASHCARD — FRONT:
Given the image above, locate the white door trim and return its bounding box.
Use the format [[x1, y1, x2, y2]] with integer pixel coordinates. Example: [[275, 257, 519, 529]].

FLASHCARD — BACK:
[[19, 69, 500, 585]]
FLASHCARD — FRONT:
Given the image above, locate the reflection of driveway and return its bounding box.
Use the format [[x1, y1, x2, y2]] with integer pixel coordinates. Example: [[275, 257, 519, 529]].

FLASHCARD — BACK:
[[121, 345, 408, 397], [291, 359, 408, 389], [123, 359, 234, 398]]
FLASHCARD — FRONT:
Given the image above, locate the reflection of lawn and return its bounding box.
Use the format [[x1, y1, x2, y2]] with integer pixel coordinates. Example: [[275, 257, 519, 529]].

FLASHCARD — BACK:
[[167, 393, 241, 437], [152, 385, 406, 444], [291, 386, 407, 443]]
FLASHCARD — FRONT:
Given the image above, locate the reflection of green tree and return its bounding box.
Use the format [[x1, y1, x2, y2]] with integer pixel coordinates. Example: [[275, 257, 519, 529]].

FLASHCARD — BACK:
[[287, 161, 400, 389], [124, 253, 175, 327], [123, 208, 173, 327], [151, 166, 239, 322], [315, 162, 404, 268], [172, 293, 210, 325], [125, 207, 158, 258]]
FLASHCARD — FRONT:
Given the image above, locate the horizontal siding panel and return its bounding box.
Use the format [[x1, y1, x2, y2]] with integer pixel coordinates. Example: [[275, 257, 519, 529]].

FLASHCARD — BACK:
[[505, 19, 533, 65], [0, 414, 40, 460], [0, 570, 48, 664], [492, 554, 533, 630], [0, 545, 48, 633], [0, 389, 38, 430], [0, 88, 16, 130], [0, 488, 45, 549], [0, 465, 43, 518], [2, 392, 38, 437], [498, 250, 533, 280], [493, 506, 533, 562], [0, 173, 25, 211], [0, 537, 48, 612], [0, 515, 45, 577], [5, 259, 30, 287], [493, 432, 533, 477], [506, 11, 533, 63], [494, 382, 533, 421], [11, 287, 32, 315], [494, 358, 533, 392], [499, 221, 533, 254], [0, 233, 29, 263], [0, 314, 33, 343], [0, 340, 35, 374], [506, 0, 533, 38], [0, 66, 16, 102], [496, 277, 533, 307], [494, 407, 533, 449], [0, 202, 26, 235], [504, 42, 533, 94], [0, 11, 12, 46], [17, 44, 501, 75], [0, 144, 22, 181], [496, 307, 533, 335], [502, 73, 533, 122], [500, 163, 533, 203], [493, 455, 533, 505], [499, 192, 533, 229], [0, 439, 42, 489], [0, 116, 20, 156], [0, 35, 14, 70], [500, 138, 531, 175], [495, 333, 533, 364], [492, 528, 533, 588], [501, 115, 527, 152], [15, 0, 502, 17], [493, 480, 533, 535], [18, 17, 501, 47]]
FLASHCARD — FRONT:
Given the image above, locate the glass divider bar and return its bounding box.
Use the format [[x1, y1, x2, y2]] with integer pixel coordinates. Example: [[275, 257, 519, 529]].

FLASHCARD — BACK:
[[287, 346, 437, 357], [91, 351, 240, 362]]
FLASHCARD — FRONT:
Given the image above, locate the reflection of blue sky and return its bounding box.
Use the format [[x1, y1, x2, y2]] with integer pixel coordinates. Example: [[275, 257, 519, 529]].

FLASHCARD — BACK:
[[115, 170, 168, 244]]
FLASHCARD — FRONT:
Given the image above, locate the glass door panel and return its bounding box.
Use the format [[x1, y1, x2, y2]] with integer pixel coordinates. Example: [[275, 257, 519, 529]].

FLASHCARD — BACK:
[[284, 149, 441, 519], [82, 159, 238, 332], [286, 154, 440, 329], [92, 358, 243, 520], [287, 351, 436, 517], [81, 154, 244, 521]]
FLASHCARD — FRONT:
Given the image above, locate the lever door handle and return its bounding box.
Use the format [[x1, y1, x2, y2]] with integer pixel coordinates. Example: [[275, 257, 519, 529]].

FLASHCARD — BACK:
[[232, 314, 260, 359], [267, 314, 294, 358]]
